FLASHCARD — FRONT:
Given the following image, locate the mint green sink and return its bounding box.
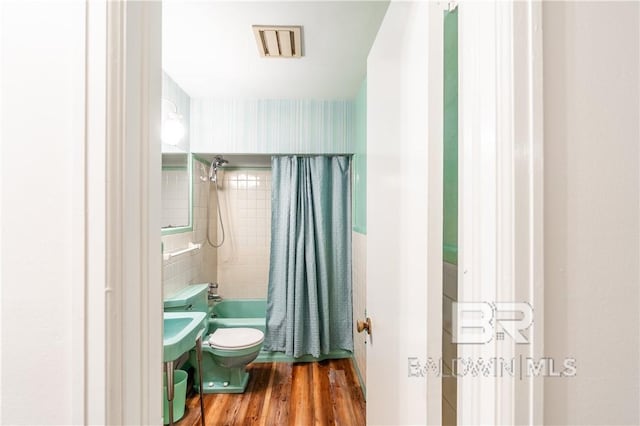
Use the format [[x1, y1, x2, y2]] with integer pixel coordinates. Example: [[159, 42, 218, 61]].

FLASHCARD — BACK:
[[163, 312, 207, 362]]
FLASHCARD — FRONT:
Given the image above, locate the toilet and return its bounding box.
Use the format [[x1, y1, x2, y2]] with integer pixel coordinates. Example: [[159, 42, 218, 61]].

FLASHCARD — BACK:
[[164, 284, 264, 394], [193, 327, 264, 393]]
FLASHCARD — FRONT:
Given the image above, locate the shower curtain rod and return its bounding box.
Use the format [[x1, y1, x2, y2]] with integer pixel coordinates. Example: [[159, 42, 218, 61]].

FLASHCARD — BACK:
[[270, 153, 354, 157]]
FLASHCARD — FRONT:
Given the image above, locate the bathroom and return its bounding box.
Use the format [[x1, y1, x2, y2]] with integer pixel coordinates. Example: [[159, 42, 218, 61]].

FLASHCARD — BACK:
[[160, 1, 383, 423], [6, 1, 640, 425], [8, 0, 640, 424]]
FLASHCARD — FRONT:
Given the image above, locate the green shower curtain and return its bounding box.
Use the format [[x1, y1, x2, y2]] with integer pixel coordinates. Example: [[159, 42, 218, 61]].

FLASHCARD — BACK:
[[264, 155, 353, 358]]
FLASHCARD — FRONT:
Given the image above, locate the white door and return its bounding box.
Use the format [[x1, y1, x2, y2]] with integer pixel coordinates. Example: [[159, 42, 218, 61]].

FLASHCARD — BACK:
[[366, 2, 443, 425]]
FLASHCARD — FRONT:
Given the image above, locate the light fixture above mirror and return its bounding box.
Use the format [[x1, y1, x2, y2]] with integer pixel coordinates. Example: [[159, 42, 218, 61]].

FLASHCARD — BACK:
[[161, 98, 185, 146]]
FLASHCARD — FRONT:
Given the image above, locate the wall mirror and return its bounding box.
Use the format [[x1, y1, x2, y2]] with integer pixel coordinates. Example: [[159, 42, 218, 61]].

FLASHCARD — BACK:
[[161, 153, 192, 234]]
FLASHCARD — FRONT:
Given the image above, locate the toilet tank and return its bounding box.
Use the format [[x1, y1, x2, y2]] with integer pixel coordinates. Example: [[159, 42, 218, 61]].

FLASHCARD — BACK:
[[163, 283, 209, 313]]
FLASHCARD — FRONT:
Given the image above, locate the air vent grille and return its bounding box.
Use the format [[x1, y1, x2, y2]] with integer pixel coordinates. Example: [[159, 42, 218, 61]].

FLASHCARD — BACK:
[[252, 25, 302, 58]]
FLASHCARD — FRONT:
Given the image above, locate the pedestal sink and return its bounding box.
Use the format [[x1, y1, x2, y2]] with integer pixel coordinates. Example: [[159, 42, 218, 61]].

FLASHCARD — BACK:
[[163, 312, 207, 362], [163, 311, 207, 426]]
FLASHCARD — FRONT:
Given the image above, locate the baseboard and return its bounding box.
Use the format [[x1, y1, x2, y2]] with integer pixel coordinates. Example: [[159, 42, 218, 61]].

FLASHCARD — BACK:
[[351, 355, 366, 400]]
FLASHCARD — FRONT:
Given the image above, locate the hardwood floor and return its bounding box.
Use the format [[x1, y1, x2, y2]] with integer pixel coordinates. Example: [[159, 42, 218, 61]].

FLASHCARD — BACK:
[[176, 359, 365, 426]]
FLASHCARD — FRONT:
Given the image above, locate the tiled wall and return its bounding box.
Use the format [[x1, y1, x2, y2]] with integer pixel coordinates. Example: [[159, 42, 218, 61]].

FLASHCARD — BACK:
[[162, 157, 217, 298], [161, 72, 216, 298], [190, 99, 354, 154], [216, 169, 272, 299], [352, 231, 367, 390]]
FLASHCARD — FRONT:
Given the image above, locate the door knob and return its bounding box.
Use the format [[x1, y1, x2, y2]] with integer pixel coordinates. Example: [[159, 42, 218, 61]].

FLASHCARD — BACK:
[[357, 317, 372, 335]]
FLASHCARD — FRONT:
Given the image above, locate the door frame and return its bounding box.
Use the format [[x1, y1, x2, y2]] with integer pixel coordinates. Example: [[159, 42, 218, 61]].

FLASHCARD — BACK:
[[86, 0, 544, 423], [457, 1, 544, 424], [105, 1, 162, 423], [85, 1, 162, 424]]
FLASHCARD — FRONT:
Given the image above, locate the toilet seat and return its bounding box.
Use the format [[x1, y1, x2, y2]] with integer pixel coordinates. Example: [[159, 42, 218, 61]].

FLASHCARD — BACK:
[[208, 328, 264, 350]]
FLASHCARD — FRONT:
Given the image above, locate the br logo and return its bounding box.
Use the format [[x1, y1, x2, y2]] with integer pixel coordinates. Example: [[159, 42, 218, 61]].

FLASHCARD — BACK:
[[452, 302, 533, 344]]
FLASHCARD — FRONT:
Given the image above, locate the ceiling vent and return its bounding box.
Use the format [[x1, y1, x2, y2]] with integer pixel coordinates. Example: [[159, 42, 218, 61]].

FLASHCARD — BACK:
[[252, 25, 303, 58]]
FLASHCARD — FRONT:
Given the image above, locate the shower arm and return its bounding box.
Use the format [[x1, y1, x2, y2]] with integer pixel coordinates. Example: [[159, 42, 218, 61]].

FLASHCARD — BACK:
[[208, 156, 229, 182]]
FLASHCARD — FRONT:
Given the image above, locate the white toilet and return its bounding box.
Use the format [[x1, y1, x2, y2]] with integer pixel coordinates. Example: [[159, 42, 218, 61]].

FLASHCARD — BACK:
[[192, 326, 264, 393], [207, 327, 265, 365]]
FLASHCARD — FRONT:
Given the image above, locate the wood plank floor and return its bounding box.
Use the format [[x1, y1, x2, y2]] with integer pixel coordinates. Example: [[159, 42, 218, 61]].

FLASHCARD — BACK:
[[176, 359, 365, 426]]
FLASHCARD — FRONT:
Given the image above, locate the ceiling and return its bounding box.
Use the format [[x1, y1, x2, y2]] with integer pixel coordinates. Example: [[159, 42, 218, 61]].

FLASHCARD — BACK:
[[162, 1, 389, 100]]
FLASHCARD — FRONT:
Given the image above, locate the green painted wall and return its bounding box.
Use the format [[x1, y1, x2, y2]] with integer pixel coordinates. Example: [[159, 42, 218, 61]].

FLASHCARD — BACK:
[[353, 79, 367, 234], [443, 10, 458, 264]]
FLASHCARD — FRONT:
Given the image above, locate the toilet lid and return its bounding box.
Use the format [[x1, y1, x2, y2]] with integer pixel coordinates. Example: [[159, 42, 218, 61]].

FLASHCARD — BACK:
[[208, 328, 264, 350]]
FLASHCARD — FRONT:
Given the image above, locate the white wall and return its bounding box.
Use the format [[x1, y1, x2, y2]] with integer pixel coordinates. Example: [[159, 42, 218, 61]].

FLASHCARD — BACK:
[[1, 2, 86, 423], [543, 2, 640, 424]]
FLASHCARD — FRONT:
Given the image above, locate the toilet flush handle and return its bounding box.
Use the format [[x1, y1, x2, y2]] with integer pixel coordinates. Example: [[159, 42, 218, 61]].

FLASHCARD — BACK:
[[356, 317, 372, 336]]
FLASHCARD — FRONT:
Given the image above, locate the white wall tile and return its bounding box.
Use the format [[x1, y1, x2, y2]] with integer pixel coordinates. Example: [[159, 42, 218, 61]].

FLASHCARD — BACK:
[[216, 169, 272, 299]]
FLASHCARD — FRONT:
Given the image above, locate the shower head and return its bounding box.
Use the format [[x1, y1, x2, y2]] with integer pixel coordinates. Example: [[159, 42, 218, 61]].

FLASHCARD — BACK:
[[209, 156, 229, 183], [213, 156, 229, 167]]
